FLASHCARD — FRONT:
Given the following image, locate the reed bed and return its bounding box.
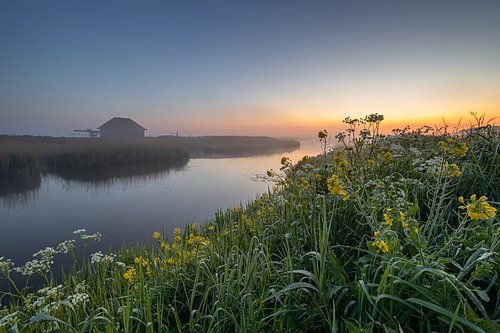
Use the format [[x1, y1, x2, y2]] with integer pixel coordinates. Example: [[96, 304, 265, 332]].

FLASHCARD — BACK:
[[0, 114, 498, 332], [0, 137, 189, 176]]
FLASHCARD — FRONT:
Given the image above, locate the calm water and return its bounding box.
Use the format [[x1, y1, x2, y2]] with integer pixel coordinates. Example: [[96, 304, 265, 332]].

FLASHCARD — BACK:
[[0, 140, 318, 270]]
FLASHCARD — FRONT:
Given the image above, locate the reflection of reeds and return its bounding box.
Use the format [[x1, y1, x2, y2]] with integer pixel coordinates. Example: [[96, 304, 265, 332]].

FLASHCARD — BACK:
[[54, 159, 188, 194], [0, 172, 41, 209]]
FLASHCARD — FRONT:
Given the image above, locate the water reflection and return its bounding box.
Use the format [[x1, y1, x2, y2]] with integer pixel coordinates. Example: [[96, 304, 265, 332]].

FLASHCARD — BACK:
[[0, 159, 189, 207], [0, 172, 41, 209], [54, 159, 188, 194]]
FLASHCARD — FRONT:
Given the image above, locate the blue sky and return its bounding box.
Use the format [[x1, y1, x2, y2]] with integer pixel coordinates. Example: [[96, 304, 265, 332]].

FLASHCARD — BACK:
[[1, 1, 499, 136]]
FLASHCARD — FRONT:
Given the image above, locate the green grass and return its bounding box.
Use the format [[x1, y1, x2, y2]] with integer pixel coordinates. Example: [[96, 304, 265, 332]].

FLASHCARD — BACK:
[[1, 115, 499, 332]]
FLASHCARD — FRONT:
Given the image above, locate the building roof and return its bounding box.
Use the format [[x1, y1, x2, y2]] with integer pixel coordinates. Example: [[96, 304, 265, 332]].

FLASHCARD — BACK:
[[98, 117, 147, 130]]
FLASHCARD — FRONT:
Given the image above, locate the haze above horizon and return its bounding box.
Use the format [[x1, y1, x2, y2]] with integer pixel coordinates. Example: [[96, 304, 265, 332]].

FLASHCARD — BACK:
[[1, 0, 499, 137]]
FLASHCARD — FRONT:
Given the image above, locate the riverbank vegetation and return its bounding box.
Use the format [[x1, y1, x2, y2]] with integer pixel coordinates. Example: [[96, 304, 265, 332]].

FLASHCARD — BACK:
[[0, 114, 498, 332], [0, 137, 189, 176], [0, 136, 299, 177]]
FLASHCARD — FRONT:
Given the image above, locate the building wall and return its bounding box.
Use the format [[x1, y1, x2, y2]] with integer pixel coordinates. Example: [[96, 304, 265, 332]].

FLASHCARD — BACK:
[[100, 125, 145, 138]]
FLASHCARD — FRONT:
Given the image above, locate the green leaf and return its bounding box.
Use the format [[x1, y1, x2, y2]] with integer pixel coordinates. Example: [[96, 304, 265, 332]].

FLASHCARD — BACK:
[[407, 298, 485, 333]]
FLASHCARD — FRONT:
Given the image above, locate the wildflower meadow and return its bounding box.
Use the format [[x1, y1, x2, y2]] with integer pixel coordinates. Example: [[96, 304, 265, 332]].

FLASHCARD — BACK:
[[1, 114, 498, 332]]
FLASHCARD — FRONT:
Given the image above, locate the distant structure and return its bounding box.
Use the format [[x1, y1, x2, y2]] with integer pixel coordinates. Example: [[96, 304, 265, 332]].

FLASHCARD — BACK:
[[98, 117, 146, 138], [73, 128, 100, 137]]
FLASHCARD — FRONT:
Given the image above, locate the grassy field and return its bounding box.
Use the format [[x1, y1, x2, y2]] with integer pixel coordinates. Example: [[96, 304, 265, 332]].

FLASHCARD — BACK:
[[0, 114, 498, 332]]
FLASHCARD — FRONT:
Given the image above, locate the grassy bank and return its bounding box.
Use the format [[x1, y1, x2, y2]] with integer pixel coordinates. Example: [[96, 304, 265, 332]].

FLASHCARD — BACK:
[[0, 115, 499, 332]]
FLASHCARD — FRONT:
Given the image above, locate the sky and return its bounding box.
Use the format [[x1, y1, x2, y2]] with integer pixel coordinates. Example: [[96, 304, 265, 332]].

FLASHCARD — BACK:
[[0, 0, 499, 137]]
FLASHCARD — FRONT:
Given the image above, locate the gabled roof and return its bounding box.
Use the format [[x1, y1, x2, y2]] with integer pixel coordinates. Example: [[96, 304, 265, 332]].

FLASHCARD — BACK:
[[98, 117, 147, 130]]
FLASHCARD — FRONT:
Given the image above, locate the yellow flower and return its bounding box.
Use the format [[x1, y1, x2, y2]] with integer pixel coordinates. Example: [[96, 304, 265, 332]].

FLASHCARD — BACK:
[[134, 256, 142, 264], [191, 223, 198, 231], [458, 196, 464, 204], [378, 240, 389, 253], [402, 221, 409, 229], [208, 225, 215, 232], [123, 267, 136, 283], [175, 235, 182, 242], [327, 174, 349, 201], [146, 266, 152, 276], [451, 142, 468, 158], [460, 194, 497, 220], [437, 140, 448, 152], [384, 213, 393, 226], [166, 257, 175, 265], [371, 238, 389, 253], [448, 163, 461, 177], [174, 227, 181, 235], [373, 231, 380, 237], [381, 151, 392, 162], [367, 159, 375, 166], [153, 232, 160, 239]]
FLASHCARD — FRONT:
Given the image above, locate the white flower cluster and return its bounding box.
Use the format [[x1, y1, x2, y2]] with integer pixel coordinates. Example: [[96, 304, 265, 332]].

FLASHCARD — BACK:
[[0, 256, 14, 273], [414, 156, 446, 176], [408, 147, 421, 157], [28, 285, 65, 312], [389, 143, 405, 154], [73, 228, 86, 235], [80, 232, 102, 242], [0, 311, 19, 328], [90, 251, 116, 264], [25, 282, 89, 314], [65, 281, 90, 306], [56, 240, 75, 254], [14, 247, 57, 276]]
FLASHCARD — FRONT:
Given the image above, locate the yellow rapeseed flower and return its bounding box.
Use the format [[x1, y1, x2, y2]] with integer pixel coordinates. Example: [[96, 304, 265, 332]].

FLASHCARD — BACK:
[[460, 194, 497, 220], [378, 240, 389, 253], [326, 175, 349, 201], [208, 225, 215, 232], [381, 151, 392, 162], [451, 142, 468, 158], [448, 163, 461, 177], [134, 256, 142, 264], [123, 267, 136, 283], [175, 235, 182, 242], [174, 227, 181, 235], [384, 213, 393, 226], [153, 232, 160, 239]]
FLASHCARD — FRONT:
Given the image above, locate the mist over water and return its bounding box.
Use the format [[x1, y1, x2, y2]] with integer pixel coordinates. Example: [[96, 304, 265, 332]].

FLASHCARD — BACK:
[[0, 140, 319, 273]]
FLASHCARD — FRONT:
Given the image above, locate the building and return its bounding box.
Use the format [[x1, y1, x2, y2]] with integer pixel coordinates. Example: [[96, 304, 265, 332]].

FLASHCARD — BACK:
[[98, 117, 146, 138]]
